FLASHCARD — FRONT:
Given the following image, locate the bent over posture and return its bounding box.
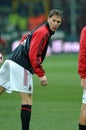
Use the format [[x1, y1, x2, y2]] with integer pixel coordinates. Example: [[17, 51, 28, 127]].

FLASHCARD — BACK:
[[0, 9, 63, 130], [78, 26, 86, 130]]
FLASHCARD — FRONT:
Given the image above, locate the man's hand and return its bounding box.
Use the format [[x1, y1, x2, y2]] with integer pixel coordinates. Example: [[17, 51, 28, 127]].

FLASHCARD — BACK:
[[39, 75, 48, 86], [81, 79, 86, 88]]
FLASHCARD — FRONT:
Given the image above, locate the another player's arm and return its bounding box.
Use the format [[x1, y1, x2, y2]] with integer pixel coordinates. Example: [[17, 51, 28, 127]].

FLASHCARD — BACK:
[[78, 27, 86, 88]]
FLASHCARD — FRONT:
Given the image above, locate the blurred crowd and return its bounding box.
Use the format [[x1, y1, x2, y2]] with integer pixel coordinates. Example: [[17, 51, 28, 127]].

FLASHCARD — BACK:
[[0, 0, 86, 36], [0, 1, 47, 33], [0, 0, 47, 54], [0, 0, 86, 54]]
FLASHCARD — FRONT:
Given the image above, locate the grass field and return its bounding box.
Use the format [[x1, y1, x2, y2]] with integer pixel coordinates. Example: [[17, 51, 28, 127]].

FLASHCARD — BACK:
[[0, 54, 82, 130]]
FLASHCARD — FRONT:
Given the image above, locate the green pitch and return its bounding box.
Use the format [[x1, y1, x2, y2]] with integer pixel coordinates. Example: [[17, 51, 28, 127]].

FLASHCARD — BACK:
[[0, 54, 82, 130]]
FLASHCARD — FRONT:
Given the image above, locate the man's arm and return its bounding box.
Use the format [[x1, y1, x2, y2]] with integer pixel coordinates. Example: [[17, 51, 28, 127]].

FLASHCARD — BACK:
[[29, 32, 48, 86], [78, 27, 86, 88]]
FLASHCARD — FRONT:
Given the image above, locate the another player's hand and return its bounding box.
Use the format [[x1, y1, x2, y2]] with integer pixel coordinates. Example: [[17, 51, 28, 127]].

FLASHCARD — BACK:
[[39, 75, 48, 86], [0, 53, 3, 64], [81, 79, 86, 88]]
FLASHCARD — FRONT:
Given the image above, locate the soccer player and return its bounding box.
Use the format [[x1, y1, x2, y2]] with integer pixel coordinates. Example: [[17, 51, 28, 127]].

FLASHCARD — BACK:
[[0, 9, 63, 130], [78, 26, 86, 130]]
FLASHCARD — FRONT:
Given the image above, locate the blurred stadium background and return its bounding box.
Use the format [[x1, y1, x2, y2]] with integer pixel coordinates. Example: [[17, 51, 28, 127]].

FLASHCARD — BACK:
[[0, 0, 86, 55]]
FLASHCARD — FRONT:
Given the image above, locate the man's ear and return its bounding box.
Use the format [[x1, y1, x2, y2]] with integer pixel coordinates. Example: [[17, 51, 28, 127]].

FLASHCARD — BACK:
[[47, 17, 49, 23]]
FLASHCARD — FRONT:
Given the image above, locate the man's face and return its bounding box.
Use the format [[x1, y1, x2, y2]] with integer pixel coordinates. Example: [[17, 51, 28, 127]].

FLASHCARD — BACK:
[[48, 15, 62, 32]]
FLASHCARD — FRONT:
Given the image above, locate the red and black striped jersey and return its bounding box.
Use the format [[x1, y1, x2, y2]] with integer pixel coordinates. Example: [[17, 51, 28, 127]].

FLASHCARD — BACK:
[[7, 22, 54, 77]]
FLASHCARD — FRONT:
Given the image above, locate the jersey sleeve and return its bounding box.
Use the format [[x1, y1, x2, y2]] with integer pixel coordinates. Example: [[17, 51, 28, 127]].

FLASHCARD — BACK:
[[29, 32, 48, 77], [19, 33, 28, 44], [78, 27, 86, 78]]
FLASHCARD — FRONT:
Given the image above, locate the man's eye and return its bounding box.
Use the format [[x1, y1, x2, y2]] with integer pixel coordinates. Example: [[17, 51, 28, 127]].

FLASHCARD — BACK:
[[57, 21, 61, 23]]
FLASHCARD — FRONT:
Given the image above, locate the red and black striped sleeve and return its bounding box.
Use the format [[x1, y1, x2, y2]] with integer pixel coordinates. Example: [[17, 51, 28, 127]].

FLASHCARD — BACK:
[[29, 30, 49, 77]]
